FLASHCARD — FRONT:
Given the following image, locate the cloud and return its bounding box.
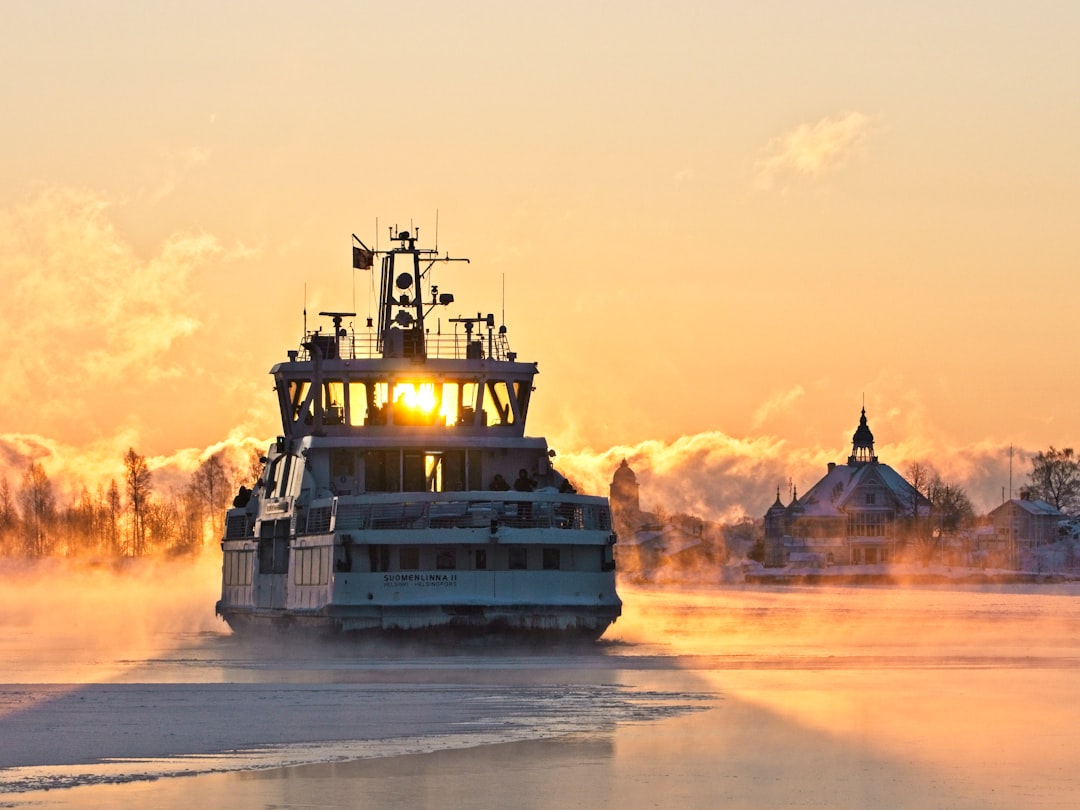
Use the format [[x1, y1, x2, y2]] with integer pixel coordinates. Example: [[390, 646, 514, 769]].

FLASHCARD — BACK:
[[555, 428, 1020, 525], [0, 188, 248, 445], [149, 146, 212, 203], [556, 430, 824, 525], [0, 430, 269, 505], [754, 111, 872, 191], [751, 385, 805, 429], [0, 414, 1021, 528]]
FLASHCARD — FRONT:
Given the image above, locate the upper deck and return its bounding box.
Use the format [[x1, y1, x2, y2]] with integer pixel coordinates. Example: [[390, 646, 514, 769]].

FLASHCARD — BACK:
[[274, 227, 538, 439]]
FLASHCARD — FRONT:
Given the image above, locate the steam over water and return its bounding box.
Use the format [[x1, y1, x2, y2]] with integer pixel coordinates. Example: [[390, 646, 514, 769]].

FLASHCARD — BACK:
[[2, 558, 1079, 808]]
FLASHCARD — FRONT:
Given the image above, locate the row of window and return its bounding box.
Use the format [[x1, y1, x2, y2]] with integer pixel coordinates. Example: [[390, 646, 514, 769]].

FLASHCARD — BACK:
[[285, 378, 529, 429], [300, 500, 608, 534], [847, 512, 889, 537], [852, 546, 889, 564], [366, 544, 563, 573], [226, 543, 610, 585], [778, 546, 892, 566]]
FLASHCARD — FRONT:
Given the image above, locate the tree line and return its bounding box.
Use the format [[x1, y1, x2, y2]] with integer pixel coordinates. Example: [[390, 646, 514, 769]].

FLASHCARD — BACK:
[[3, 443, 1077, 560], [0, 447, 260, 558], [905, 447, 1080, 531], [899, 446, 1080, 547]]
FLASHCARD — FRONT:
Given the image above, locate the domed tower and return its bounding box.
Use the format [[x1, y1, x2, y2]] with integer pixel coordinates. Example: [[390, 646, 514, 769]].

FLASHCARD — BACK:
[[764, 488, 787, 540], [610, 459, 640, 514], [847, 407, 878, 466]]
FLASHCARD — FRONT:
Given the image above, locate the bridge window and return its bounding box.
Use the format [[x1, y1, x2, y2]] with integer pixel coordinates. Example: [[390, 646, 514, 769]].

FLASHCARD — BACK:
[[480, 380, 517, 426], [287, 380, 312, 424]]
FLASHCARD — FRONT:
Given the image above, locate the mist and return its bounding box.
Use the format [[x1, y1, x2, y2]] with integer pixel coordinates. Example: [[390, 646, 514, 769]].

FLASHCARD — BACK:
[[0, 553, 225, 683], [0, 424, 1034, 542], [555, 430, 1022, 523], [0, 188, 1056, 524]]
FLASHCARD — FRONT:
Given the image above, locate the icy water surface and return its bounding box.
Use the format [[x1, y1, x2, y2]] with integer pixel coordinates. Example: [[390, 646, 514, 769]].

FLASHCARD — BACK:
[[2, 568, 1080, 808]]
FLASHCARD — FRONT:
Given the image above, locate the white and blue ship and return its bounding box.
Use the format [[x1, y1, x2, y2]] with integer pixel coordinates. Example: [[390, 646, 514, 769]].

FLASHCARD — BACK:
[[216, 228, 621, 637]]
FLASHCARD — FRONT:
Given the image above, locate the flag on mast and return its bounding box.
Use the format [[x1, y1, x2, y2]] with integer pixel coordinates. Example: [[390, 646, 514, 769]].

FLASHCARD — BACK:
[[352, 234, 374, 269]]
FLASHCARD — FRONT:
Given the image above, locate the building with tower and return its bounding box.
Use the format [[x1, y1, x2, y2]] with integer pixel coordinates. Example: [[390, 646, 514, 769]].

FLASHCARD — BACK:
[[764, 408, 930, 567], [609, 458, 724, 580], [610, 459, 641, 518]]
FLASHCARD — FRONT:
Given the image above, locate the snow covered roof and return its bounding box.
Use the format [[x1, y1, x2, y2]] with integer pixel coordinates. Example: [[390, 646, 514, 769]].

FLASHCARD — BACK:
[[795, 461, 926, 518], [989, 498, 1064, 518], [622, 524, 705, 555]]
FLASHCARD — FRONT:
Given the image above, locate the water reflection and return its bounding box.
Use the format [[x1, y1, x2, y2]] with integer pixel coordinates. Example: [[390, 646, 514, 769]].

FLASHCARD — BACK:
[[2, 571, 1079, 808]]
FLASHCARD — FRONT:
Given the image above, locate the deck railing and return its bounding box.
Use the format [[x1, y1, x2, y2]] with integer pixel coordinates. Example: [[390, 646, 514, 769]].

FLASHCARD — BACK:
[[223, 494, 612, 541], [298, 329, 515, 362], [299, 493, 610, 535]]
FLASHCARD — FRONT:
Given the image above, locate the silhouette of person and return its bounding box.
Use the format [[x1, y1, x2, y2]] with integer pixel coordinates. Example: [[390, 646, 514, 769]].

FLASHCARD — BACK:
[[513, 469, 535, 492]]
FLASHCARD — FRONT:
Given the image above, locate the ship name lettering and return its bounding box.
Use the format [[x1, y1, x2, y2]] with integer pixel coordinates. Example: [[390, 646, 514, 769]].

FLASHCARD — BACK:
[[381, 573, 458, 587]]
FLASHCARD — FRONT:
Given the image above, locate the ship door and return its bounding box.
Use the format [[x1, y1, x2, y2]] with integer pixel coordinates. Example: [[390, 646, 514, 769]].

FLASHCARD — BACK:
[[254, 518, 291, 609]]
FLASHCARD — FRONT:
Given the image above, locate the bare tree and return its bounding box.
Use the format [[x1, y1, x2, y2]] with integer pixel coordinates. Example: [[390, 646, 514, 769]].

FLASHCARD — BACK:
[[105, 479, 122, 555], [144, 497, 179, 554], [18, 462, 56, 556], [124, 448, 152, 556], [246, 447, 265, 488], [0, 476, 16, 555], [1028, 447, 1080, 513], [904, 462, 933, 498], [68, 485, 97, 555], [175, 483, 206, 555], [928, 476, 975, 534], [191, 453, 232, 542], [899, 462, 934, 550]]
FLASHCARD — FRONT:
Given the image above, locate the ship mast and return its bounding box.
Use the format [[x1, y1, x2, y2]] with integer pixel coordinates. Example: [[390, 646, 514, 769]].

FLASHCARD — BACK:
[[374, 227, 466, 358]]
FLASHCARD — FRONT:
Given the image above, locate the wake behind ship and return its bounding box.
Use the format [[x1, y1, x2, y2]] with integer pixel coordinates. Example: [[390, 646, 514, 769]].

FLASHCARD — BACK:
[[216, 228, 621, 637]]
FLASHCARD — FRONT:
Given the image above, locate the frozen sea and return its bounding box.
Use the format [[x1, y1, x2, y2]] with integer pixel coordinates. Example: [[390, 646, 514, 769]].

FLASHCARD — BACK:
[[2, 558, 1080, 808]]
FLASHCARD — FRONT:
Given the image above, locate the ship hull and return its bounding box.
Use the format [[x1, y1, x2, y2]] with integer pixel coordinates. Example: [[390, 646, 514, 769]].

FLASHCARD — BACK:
[[216, 601, 620, 640]]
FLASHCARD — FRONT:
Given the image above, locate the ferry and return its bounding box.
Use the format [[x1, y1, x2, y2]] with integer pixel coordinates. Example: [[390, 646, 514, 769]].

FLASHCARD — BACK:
[[216, 227, 621, 637]]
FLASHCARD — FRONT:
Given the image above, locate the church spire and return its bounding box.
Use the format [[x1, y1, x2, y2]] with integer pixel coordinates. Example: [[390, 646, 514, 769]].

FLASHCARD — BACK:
[[847, 406, 878, 466]]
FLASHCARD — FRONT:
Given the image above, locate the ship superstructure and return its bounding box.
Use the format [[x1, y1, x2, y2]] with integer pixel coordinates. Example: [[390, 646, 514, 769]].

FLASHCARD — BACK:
[[216, 228, 621, 636]]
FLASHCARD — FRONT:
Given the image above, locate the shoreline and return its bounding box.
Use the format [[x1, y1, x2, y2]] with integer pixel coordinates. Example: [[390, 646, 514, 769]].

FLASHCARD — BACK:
[[743, 569, 1078, 586], [622, 562, 1080, 588]]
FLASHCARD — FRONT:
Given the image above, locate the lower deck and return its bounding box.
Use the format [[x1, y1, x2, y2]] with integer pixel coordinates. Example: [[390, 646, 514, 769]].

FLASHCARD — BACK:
[[218, 490, 621, 638]]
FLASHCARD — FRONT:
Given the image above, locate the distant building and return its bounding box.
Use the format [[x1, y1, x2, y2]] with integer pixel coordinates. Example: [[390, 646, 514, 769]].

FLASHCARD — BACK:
[[610, 458, 641, 517], [986, 493, 1065, 566], [764, 408, 930, 567], [609, 459, 722, 580]]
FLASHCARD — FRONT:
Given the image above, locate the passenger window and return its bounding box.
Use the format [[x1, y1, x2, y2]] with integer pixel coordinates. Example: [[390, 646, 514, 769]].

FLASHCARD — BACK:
[[400, 547, 419, 570], [436, 548, 457, 570]]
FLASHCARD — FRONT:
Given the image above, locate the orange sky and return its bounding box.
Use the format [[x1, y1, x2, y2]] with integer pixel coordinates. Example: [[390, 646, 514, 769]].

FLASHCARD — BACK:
[[2, 2, 1079, 517]]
